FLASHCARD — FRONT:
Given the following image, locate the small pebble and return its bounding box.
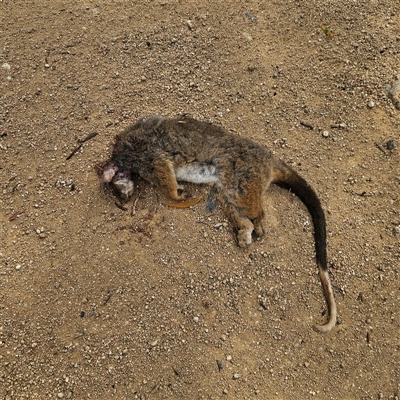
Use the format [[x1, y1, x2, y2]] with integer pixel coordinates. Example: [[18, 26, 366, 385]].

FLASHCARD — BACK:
[[2, 63, 11, 70], [15, 264, 21, 270], [57, 393, 64, 399], [193, 316, 199, 322], [233, 373, 240, 380], [226, 355, 232, 361], [367, 100, 375, 108], [186, 20, 194, 30], [322, 130, 329, 138], [245, 12, 258, 22], [223, 389, 228, 394], [243, 32, 253, 41], [386, 140, 395, 150]]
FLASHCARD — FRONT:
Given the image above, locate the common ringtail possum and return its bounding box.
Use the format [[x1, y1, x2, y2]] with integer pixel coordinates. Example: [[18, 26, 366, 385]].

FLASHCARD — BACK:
[[97, 115, 337, 332]]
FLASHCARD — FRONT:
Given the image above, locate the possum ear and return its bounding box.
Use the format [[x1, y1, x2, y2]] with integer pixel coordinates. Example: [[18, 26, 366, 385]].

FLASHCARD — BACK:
[[101, 164, 119, 182]]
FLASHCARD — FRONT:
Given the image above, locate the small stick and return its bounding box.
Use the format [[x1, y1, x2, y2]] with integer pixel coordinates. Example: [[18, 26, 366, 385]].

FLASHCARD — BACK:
[[102, 291, 112, 305], [374, 142, 386, 154], [115, 202, 128, 211], [9, 210, 25, 221], [66, 144, 82, 160], [66, 132, 98, 160], [300, 121, 314, 130], [79, 131, 98, 143], [131, 196, 140, 216]]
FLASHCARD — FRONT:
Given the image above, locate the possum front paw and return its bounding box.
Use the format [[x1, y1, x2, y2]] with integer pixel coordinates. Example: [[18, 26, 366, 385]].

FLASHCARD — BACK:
[[174, 193, 188, 201], [237, 229, 253, 248], [169, 191, 188, 201], [172, 185, 188, 201]]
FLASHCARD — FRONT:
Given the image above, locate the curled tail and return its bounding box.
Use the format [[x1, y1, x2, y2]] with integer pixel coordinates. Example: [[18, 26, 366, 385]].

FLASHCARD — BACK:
[[272, 160, 337, 333]]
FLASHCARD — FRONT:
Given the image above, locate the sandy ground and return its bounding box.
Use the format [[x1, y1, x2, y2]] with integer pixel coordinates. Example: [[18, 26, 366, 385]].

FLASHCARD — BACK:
[[1, 1, 399, 399]]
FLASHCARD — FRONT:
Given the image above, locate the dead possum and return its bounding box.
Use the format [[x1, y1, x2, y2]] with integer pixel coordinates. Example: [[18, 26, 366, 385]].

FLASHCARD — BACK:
[[96, 114, 337, 333]]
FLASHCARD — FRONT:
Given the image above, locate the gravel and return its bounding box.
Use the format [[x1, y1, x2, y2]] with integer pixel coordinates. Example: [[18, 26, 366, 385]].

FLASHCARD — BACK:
[[1, 1, 399, 399]]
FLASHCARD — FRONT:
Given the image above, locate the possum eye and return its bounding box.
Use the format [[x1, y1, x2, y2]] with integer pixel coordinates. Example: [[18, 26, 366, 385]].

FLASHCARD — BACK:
[[112, 178, 134, 201], [102, 164, 118, 182]]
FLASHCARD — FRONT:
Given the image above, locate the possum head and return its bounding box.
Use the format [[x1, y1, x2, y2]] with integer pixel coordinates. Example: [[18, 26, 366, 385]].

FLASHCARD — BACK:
[[100, 163, 134, 201], [112, 175, 134, 201]]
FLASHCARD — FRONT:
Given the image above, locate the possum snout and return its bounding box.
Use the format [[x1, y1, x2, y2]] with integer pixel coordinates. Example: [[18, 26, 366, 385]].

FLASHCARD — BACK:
[[96, 162, 134, 201], [101, 163, 119, 182]]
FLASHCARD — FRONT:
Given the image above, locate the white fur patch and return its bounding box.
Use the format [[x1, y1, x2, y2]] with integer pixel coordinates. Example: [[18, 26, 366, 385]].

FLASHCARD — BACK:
[[175, 164, 220, 184], [113, 178, 134, 200]]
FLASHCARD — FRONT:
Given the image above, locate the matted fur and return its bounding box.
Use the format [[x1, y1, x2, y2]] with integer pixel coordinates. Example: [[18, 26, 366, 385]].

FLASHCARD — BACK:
[[97, 115, 337, 332]]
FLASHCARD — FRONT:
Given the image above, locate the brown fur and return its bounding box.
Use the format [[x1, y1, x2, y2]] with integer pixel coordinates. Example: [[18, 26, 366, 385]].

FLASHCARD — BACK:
[[97, 115, 337, 332]]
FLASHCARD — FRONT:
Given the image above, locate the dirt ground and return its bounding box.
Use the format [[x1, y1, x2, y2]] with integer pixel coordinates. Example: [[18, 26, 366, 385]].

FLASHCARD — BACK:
[[1, 1, 399, 399]]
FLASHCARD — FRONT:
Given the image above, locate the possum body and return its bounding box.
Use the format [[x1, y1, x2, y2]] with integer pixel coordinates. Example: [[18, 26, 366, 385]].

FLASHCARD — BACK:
[[98, 115, 337, 333]]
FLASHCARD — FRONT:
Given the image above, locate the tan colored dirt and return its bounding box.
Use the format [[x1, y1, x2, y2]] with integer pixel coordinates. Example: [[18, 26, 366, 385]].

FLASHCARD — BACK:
[[1, 1, 399, 399]]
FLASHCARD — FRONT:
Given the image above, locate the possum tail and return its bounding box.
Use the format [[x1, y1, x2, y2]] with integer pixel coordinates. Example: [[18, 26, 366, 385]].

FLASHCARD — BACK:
[[272, 160, 337, 333]]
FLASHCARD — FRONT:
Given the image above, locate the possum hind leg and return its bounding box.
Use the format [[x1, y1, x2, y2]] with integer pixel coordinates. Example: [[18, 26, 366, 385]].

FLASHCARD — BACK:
[[218, 182, 265, 248], [220, 196, 254, 247], [252, 209, 266, 238]]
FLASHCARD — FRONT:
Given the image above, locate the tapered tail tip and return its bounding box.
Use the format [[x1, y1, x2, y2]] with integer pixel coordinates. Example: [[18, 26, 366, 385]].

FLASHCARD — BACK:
[[313, 319, 336, 333], [312, 307, 337, 333], [313, 266, 337, 333]]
